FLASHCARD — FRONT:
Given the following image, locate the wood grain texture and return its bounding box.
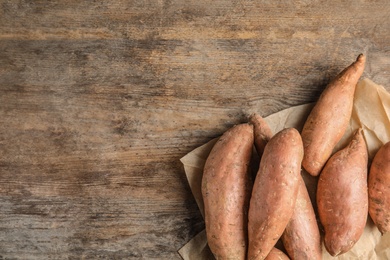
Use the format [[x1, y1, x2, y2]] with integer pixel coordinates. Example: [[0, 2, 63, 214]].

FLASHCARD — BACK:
[[1, 0, 390, 259]]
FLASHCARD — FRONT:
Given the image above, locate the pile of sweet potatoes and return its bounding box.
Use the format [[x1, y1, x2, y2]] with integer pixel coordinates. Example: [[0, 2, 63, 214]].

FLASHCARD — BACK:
[[201, 54, 390, 260]]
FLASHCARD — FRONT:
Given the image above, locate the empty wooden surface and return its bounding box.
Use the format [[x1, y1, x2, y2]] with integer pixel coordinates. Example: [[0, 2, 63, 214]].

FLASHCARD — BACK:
[[1, 1, 390, 259]]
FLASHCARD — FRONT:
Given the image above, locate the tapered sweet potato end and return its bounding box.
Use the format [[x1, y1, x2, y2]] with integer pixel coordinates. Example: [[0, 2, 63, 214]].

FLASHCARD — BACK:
[[302, 157, 322, 177], [324, 235, 356, 257], [356, 53, 366, 64], [249, 113, 273, 157]]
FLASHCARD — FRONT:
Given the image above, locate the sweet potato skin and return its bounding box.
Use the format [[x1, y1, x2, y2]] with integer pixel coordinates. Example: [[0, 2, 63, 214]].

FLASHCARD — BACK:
[[301, 54, 366, 176], [282, 176, 322, 260], [202, 123, 254, 260], [317, 128, 368, 256], [248, 128, 303, 260], [250, 113, 273, 158], [265, 248, 290, 260], [368, 141, 390, 235]]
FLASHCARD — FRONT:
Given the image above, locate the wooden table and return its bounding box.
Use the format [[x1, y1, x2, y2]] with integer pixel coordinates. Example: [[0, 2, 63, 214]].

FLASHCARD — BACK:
[[1, 1, 390, 259]]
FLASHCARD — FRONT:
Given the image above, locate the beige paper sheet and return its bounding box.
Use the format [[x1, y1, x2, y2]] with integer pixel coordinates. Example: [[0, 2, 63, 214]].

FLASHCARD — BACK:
[[179, 78, 390, 260]]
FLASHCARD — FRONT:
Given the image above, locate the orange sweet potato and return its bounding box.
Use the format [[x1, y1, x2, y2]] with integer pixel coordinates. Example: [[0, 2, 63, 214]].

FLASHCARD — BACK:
[[248, 128, 303, 260], [282, 175, 322, 260], [368, 141, 390, 235], [251, 113, 321, 259], [265, 247, 290, 260], [301, 54, 366, 176], [317, 128, 368, 256], [201, 123, 254, 260]]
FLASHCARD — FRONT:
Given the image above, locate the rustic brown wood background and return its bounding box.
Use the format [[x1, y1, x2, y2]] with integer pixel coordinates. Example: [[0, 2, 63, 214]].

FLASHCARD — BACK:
[[1, 0, 390, 259]]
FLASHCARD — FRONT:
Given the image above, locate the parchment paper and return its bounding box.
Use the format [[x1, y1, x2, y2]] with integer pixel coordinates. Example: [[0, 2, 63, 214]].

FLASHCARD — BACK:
[[179, 78, 390, 260]]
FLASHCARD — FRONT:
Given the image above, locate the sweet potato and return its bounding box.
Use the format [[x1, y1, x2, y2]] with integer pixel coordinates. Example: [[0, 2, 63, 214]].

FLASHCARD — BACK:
[[368, 141, 390, 235], [250, 113, 320, 259], [201, 123, 254, 259], [248, 128, 303, 260], [282, 175, 322, 260], [249, 113, 273, 158], [265, 248, 290, 260], [301, 54, 366, 176], [317, 128, 368, 256]]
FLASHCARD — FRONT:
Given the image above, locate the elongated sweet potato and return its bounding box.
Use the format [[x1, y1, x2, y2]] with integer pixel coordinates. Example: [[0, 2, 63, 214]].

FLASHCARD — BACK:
[[369, 141, 390, 235], [265, 247, 290, 260], [282, 175, 322, 260], [201, 123, 254, 260], [301, 54, 366, 176], [248, 128, 303, 260], [250, 113, 273, 158], [250, 114, 320, 259], [317, 128, 368, 256]]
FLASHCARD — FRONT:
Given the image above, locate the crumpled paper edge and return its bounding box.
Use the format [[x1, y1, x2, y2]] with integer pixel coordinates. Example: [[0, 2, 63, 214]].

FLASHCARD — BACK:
[[179, 78, 390, 260]]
